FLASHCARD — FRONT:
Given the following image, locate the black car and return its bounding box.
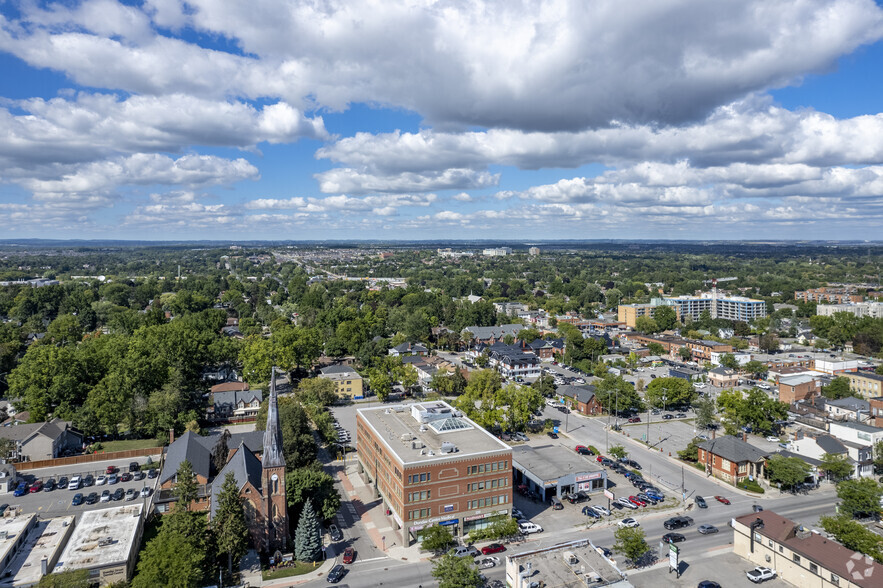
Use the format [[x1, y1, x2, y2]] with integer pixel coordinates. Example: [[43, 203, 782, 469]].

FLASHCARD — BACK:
[[695, 496, 707, 508], [58, 477, 68, 488], [129, 461, 140, 472], [85, 492, 99, 504], [147, 468, 158, 479], [662, 414, 674, 420], [547, 432, 559, 439], [662, 532, 686, 544], [697, 581, 721, 588], [71, 493, 83, 506], [43, 479, 57, 492], [83, 475, 95, 487], [664, 516, 693, 530], [112, 488, 125, 501], [326, 564, 346, 583], [0, 504, 8, 516]]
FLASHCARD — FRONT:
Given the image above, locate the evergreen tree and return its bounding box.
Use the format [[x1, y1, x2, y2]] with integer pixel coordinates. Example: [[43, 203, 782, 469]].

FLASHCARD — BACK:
[[132, 520, 206, 588], [212, 429, 231, 474], [213, 472, 249, 577], [294, 500, 321, 562], [174, 459, 197, 507]]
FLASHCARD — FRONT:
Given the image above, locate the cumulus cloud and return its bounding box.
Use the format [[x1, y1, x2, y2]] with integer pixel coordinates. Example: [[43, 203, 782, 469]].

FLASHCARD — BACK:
[[314, 168, 498, 194], [2, 1, 882, 130], [245, 193, 437, 217]]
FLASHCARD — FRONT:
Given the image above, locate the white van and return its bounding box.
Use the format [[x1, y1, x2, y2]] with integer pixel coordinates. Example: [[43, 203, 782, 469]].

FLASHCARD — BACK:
[[68, 476, 81, 490]]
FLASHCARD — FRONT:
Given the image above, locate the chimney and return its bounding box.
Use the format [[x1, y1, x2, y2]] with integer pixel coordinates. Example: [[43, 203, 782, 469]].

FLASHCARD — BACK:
[[169, 429, 175, 444], [41, 557, 47, 576], [742, 431, 748, 442], [712, 428, 716, 440]]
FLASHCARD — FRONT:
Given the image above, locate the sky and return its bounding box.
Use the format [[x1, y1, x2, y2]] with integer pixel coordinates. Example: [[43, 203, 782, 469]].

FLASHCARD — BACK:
[[2, 0, 883, 241]]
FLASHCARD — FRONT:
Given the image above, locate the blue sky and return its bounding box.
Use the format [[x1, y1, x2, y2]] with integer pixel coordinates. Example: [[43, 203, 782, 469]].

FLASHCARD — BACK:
[[2, 0, 883, 240]]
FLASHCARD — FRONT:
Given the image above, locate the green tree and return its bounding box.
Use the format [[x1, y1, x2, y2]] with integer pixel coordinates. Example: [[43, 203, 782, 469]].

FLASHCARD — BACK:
[[531, 374, 556, 397], [595, 375, 644, 414], [766, 455, 811, 489], [213, 472, 248, 577], [613, 525, 649, 564], [132, 522, 207, 588], [420, 524, 456, 555], [678, 438, 702, 462], [837, 478, 883, 518], [174, 459, 197, 507], [453, 369, 504, 429], [719, 353, 739, 370], [431, 553, 483, 588], [634, 315, 659, 334], [500, 384, 544, 432], [820, 453, 854, 482], [605, 288, 623, 309], [822, 376, 852, 400], [516, 328, 542, 343], [645, 377, 695, 409], [37, 570, 91, 588], [819, 515, 883, 564], [608, 445, 627, 460], [743, 360, 768, 378], [678, 347, 693, 361], [286, 464, 342, 523], [693, 397, 716, 429], [653, 306, 678, 331], [212, 429, 231, 474], [874, 440, 883, 475], [758, 333, 779, 353], [294, 499, 322, 562], [44, 314, 84, 345], [296, 377, 338, 406], [239, 336, 274, 384], [647, 342, 665, 356]]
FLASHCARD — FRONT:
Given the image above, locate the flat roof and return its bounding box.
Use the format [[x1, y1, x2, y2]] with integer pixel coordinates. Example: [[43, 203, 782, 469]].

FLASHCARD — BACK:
[[54, 504, 143, 573], [506, 538, 628, 587], [0, 516, 75, 588], [511, 444, 604, 482], [356, 401, 511, 465], [0, 515, 36, 571]]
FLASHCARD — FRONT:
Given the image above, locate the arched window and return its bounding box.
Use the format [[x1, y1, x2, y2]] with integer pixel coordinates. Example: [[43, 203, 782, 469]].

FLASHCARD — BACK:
[[273, 504, 278, 518], [273, 479, 278, 494]]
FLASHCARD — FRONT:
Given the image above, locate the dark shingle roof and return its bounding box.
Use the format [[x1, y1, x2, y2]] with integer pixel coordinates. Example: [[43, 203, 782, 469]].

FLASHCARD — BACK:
[[697, 435, 769, 463], [814, 434, 848, 455], [212, 389, 263, 412], [210, 442, 263, 519], [161, 431, 212, 484], [557, 385, 597, 405]]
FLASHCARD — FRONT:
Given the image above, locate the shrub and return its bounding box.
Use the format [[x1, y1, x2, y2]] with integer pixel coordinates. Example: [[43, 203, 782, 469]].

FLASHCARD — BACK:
[[738, 479, 765, 494]]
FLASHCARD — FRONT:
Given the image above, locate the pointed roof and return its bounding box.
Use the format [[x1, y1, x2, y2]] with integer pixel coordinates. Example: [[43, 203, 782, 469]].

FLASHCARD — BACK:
[[210, 442, 263, 519], [262, 367, 286, 469]]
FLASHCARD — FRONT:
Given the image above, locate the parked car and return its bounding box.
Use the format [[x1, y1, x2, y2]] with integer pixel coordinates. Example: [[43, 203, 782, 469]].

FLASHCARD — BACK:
[[112, 488, 125, 501], [628, 496, 646, 507], [574, 445, 592, 455], [326, 564, 347, 583], [511, 508, 524, 519], [83, 475, 95, 487], [519, 522, 543, 534], [662, 414, 673, 420], [120, 472, 133, 482], [637, 493, 656, 505], [698, 524, 719, 534], [128, 461, 140, 472], [746, 567, 776, 583], [43, 479, 56, 492], [100, 490, 111, 502], [592, 505, 611, 516], [14, 482, 28, 497], [714, 496, 731, 505], [106, 466, 116, 475], [108, 474, 119, 485], [481, 543, 506, 555], [85, 492, 99, 504], [140, 487, 152, 498], [133, 471, 146, 481], [645, 490, 664, 501], [125, 488, 137, 501], [694, 496, 707, 508], [30, 481, 43, 493], [662, 532, 686, 544], [547, 432, 559, 439], [514, 432, 529, 442], [582, 506, 601, 518], [71, 493, 83, 506], [475, 556, 500, 569], [96, 475, 107, 486], [68, 476, 81, 490], [616, 497, 637, 510], [766, 436, 779, 442], [449, 546, 481, 558], [618, 518, 639, 528], [627, 417, 641, 423], [147, 468, 158, 479], [697, 581, 722, 588], [329, 524, 343, 542]]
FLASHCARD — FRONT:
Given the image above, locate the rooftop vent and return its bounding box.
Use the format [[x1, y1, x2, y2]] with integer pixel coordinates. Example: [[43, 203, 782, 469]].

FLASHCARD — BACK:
[[427, 450, 435, 457], [412, 441, 424, 450], [440, 442, 458, 454]]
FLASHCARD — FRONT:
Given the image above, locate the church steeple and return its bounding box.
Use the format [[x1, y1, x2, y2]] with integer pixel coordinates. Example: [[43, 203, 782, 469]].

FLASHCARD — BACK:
[[262, 366, 285, 469]]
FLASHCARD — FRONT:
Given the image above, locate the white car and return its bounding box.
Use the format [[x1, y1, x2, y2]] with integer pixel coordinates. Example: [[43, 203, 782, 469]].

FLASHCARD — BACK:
[[746, 567, 776, 583], [95, 475, 107, 486], [140, 487, 152, 498], [592, 505, 611, 516], [475, 556, 500, 569], [618, 518, 639, 528], [68, 476, 81, 490], [519, 522, 543, 534], [766, 436, 779, 442], [617, 497, 638, 510]]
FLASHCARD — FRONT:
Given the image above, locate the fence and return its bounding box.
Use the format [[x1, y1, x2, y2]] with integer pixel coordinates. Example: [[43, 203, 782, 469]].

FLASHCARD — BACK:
[[15, 447, 164, 471]]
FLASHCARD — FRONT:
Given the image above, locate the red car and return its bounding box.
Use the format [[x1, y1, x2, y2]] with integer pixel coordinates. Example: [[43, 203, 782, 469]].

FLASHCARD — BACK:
[[342, 547, 355, 564], [628, 417, 641, 423], [481, 543, 506, 555], [596, 455, 605, 463], [30, 480, 43, 493], [628, 496, 646, 507], [714, 496, 731, 505], [106, 465, 116, 475]]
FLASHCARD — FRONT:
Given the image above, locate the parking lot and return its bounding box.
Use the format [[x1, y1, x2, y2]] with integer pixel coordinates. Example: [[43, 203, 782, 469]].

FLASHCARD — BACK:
[[631, 549, 792, 588], [620, 418, 700, 458], [6, 456, 161, 518]]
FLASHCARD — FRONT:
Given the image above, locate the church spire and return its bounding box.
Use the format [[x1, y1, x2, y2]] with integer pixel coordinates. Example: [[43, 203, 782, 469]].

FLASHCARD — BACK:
[[262, 366, 285, 468]]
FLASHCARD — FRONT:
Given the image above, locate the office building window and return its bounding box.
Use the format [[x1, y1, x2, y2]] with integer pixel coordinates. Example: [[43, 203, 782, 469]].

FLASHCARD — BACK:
[[793, 554, 801, 564], [809, 563, 818, 574]]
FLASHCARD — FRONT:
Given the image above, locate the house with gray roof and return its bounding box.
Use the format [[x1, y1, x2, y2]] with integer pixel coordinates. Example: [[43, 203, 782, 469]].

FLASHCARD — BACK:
[[824, 396, 870, 422], [556, 384, 602, 415], [697, 435, 770, 484], [0, 418, 82, 462], [463, 324, 524, 344], [209, 388, 263, 421], [388, 342, 428, 357]]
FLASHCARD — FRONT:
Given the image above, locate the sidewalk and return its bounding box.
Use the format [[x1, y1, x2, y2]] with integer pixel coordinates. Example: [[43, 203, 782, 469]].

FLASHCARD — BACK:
[[333, 457, 429, 562]]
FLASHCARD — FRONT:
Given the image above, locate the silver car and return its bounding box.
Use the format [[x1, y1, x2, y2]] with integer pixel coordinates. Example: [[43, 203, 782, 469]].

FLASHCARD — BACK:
[[592, 505, 611, 516], [698, 524, 719, 534]]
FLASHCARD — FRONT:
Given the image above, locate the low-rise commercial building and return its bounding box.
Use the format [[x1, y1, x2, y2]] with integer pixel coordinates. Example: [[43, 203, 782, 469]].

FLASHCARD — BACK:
[[686, 339, 733, 361], [356, 402, 513, 546], [0, 515, 75, 588], [511, 444, 606, 502], [708, 367, 740, 388], [812, 357, 860, 375], [53, 505, 144, 586], [778, 375, 821, 404], [733, 510, 883, 588], [505, 538, 631, 588], [319, 364, 364, 399], [0, 516, 37, 580], [697, 435, 769, 484], [795, 288, 863, 304], [556, 385, 603, 415]]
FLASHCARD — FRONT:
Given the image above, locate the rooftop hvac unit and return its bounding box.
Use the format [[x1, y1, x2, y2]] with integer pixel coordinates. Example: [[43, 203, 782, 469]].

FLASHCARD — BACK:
[[419, 425, 427, 432], [427, 450, 435, 456], [440, 442, 457, 454], [411, 441, 424, 450], [385, 409, 392, 414], [401, 433, 414, 441]]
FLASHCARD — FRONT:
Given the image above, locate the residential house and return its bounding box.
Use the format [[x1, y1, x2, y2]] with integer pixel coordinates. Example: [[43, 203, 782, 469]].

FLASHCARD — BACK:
[[208, 385, 263, 421], [696, 435, 769, 484], [778, 375, 821, 404], [0, 419, 83, 462], [733, 510, 883, 588], [527, 339, 555, 360], [708, 367, 740, 388], [844, 371, 883, 399], [388, 342, 429, 357], [556, 385, 602, 415], [788, 433, 867, 479], [870, 396, 883, 427], [487, 343, 541, 379], [462, 324, 524, 344], [319, 364, 364, 399], [824, 396, 870, 423]]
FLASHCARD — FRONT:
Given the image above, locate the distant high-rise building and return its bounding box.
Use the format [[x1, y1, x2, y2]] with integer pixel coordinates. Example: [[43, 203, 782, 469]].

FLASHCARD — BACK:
[[528, 247, 540, 256]]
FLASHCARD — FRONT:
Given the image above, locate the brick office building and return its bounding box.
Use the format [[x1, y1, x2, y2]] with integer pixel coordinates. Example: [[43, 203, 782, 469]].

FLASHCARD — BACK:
[[778, 375, 821, 404], [356, 401, 513, 547], [697, 435, 769, 485]]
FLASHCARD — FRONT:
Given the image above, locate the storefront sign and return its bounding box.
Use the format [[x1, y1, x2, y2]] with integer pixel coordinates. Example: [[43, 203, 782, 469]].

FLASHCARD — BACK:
[[544, 480, 558, 486], [604, 489, 615, 501], [444, 504, 454, 513], [439, 519, 459, 526], [576, 472, 604, 482], [465, 513, 487, 522]]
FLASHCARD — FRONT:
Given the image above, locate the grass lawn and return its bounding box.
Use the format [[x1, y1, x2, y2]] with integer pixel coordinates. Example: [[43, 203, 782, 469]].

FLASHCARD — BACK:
[[98, 439, 163, 452], [261, 561, 322, 581]]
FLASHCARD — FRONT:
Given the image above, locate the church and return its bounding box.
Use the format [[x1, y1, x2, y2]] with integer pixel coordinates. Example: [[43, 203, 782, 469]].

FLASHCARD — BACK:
[[158, 368, 289, 553]]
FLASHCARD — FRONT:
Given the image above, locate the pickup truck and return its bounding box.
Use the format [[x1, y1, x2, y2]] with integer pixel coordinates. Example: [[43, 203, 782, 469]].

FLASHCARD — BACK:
[[746, 567, 776, 583]]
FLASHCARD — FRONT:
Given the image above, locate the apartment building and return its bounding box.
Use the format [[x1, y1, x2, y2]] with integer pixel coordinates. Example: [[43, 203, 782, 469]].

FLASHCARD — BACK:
[[319, 364, 364, 399], [733, 510, 883, 588], [844, 371, 883, 399], [794, 287, 863, 304], [778, 375, 821, 404], [617, 299, 680, 328], [685, 339, 733, 361], [816, 302, 883, 318], [356, 402, 513, 546], [664, 291, 766, 322]]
